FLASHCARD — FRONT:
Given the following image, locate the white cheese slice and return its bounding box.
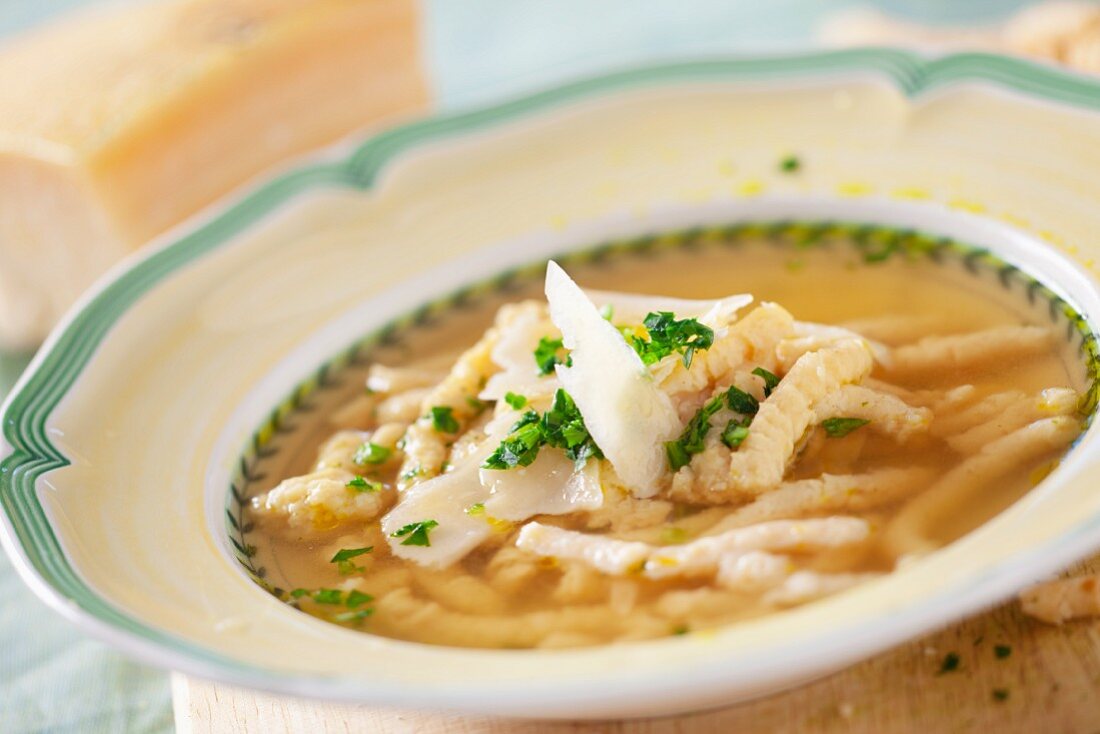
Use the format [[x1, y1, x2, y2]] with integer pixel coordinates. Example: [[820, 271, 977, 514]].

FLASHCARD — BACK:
[[380, 456, 493, 570], [544, 261, 681, 497], [481, 449, 603, 521], [479, 307, 560, 401], [585, 289, 753, 328], [384, 408, 604, 568]]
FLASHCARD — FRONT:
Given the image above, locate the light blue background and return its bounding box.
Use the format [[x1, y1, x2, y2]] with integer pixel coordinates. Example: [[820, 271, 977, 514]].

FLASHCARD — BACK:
[[0, 1, 1047, 730]]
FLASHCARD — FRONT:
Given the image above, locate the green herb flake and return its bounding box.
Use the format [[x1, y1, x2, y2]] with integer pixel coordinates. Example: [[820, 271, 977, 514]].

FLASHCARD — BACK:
[[353, 442, 392, 465], [721, 420, 750, 449], [330, 547, 373, 563], [430, 405, 460, 434], [671, 624, 690, 636], [465, 395, 488, 413], [665, 440, 692, 472], [483, 389, 603, 471], [994, 644, 1012, 659], [779, 155, 801, 173], [391, 519, 439, 547], [534, 336, 571, 376], [289, 588, 310, 599], [465, 503, 486, 516], [331, 548, 371, 575], [599, 304, 614, 321], [541, 389, 603, 466], [312, 588, 344, 605], [504, 392, 528, 410], [752, 367, 780, 396], [938, 652, 960, 675], [346, 476, 381, 493], [334, 608, 374, 624], [345, 589, 374, 609], [666, 395, 725, 470], [726, 386, 759, 416], [627, 312, 715, 368], [992, 688, 1009, 702], [822, 417, 870, 439], [482, 410, 544, 470]]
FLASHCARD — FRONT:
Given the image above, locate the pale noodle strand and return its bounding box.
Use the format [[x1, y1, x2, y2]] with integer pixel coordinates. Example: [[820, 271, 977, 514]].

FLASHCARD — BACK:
[[946, 388, 1078, 454], [884, 416, 1081, 557], [931, 390, 1028, 437], [887, 326, 1053, 381], [706, 467, 936, 534]]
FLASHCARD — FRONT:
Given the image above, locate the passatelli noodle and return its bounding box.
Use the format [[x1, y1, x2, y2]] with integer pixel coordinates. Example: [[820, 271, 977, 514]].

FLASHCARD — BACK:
[[248, 255, 1086, 647]]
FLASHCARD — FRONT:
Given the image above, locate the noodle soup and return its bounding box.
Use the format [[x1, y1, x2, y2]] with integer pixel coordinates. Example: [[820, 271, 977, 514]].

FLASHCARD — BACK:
[[240, 225, 1091, 649]]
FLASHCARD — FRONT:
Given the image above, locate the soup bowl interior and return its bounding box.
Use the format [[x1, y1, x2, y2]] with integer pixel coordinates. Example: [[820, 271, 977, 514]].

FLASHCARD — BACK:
[[4, 52, 1100, 718]]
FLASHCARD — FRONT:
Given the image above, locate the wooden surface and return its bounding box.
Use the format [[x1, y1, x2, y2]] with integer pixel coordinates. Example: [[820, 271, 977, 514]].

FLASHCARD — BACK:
[[173, 556, 1100, 734]]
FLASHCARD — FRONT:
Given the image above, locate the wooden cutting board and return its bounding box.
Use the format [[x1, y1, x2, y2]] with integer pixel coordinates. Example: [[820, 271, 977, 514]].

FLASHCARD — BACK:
[[171, 555, 1100, 733]]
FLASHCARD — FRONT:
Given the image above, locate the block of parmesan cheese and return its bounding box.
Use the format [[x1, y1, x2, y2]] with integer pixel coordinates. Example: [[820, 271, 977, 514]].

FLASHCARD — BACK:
[[0, 0, 429, 348]]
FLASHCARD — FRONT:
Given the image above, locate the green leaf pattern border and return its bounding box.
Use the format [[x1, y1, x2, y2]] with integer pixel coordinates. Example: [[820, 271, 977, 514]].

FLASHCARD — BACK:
[[2, 48, 1100, 676], [228, 220, 1100, 600]]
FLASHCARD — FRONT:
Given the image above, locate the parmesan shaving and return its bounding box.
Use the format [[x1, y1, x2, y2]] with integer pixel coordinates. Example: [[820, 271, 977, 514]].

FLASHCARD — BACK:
[[544, 261, 681, 497]]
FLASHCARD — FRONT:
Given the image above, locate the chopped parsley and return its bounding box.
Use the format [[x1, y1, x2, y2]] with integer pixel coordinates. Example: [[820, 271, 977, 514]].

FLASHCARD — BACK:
[[534, 336, 571, 376], [330, 547, 373, 563], [390, 519, 439, 547], [666, 383, 766, 470], [334, 608, 374, 624], [312, 588, 344, 605], [599, 304, 614, 321], [992, 688, 1009, 702], [627, 312, 715, 368], [345, 589, 374, 608], [665, 442, 692, 473], [938, 651, 960, 674], [994, 644, 1012, 659], [289, 587, 375, 623], [726, 386, 759, 416], [665, 395, 725, 471], [327, 545, 371, 563], [504, 392, 528, 410], [465, 503, 485, 516], [330, 546, 373, 575], [482, 410, 544, 469], [779, 155, 801, 173], [721, 419, 751, 448], [671, 624, 690, 636], [483, 389, 603, 470], [346, 476, 381, 493], [821, 417, 870, 438], [465, 395, 488, 413], [752, 367, 780, 396], [430, 405, 460, 433], [542, 389, 603, 464], [353, 442, 391, 465]]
